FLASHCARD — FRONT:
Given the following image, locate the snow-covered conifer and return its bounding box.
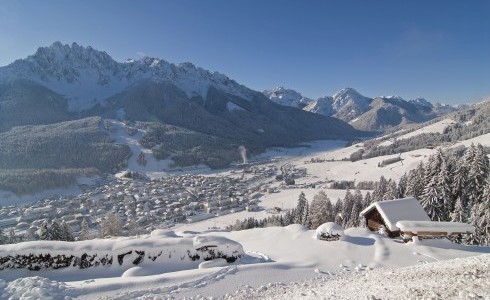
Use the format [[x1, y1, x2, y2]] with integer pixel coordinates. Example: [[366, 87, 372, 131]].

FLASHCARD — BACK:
[[384, 179, 398, 200], [421, 177, 445, 221], [437, 159, 453, 220], [0, 229, 6, 244], [325, 197, 335, 223], [341, 190, 354, 227], [397, 174, 408, 199], [363, 192, 373, 208], [450, 196, 467, 223], [78, 218, 91, 241], [302, 200, 310, 228], [101, 212, 123, 238], [475, 178, 490, 245], [61, 220, 74, 241], [50, 220, 63, 241], [8, 228, 17, 244], [39, 220, 50, 240], [349, 194, 363, 227], [309, 191, 329, 229], [294, 191, 308, 225]]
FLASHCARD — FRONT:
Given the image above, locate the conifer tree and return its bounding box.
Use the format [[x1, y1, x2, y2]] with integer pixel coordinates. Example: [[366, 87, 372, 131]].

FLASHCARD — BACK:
[[100, 212, 123, 238], [405, 162, 425, 198], [421, 176, 445, 221], [372, 176, 387, 201], [437, 159, 453, 220], [363, 192, 373, 208], [475, 178, 490, 245], [333, 199, 342, 224], [23, 227, 37, 242], [450, 196, 467, 223], [294, 191, 308, 225], [451, 159, 467, 202], [397, 174, 408, 199], [61, 221, 74, 241], [309, 191, 329, 229], [8, 228, 17, 244], [384, 179, 398, 200], [78, 218, 91, 241], [39, 220, 50, 241], [50, 220, 63, 241], [325, 197, 335, 223], [0, 229, 6, 245], [349, 195, 363, 227], [341, 189, 354, 227], [302, 200, 310, 228]]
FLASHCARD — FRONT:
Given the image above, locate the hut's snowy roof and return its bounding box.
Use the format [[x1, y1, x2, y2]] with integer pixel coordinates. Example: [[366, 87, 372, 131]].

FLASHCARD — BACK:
[[360, 197, 430, 231], [396, 221, 475, 234]]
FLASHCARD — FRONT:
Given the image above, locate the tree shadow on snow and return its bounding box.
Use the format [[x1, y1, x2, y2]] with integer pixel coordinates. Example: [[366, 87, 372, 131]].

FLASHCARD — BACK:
[[343, 235, 375, 246]]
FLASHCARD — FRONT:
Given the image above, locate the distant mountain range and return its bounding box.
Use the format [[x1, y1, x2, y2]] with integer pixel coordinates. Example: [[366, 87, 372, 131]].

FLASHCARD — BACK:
[[263, 87, 457, 130], [0, 42, 366, 187]]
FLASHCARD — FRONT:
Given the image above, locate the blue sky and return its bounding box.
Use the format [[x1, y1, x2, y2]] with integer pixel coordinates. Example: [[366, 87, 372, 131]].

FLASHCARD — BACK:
[[1, 0, 489, 104]]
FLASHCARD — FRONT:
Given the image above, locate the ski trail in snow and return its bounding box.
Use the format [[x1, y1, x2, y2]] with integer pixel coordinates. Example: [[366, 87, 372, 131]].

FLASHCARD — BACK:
[[104, 265, 238, 300], [107, 119, 173, 175]]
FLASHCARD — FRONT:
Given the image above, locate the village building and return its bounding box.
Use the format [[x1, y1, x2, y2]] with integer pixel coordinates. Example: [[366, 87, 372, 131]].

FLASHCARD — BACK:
[[360, 197, 474, 239]]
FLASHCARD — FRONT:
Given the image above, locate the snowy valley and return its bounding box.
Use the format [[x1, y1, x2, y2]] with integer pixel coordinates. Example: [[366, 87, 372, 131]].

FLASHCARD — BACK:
[[0, 41, 489, 299], [1, 110, 490, 298]]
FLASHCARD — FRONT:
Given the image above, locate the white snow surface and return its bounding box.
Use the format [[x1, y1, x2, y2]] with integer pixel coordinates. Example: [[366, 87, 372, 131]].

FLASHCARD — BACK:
[[1, 225, 489, 299], [225, 253, 490, 300], [396, 220, 475, 234], [360, 198, 431, 232]]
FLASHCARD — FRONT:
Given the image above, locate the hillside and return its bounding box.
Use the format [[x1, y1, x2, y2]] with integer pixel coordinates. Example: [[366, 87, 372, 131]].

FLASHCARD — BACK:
[[0, 117, 130, 194], [0, 43, 370, 194]]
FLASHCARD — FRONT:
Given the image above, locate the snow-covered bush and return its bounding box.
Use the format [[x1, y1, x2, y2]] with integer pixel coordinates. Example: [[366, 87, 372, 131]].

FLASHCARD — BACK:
[[315, 222, 344, 241], [0, 233, 244, 272]]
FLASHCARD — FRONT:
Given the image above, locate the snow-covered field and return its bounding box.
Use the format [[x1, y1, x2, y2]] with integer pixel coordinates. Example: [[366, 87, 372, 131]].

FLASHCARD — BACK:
[[378, 118, 456, 147], [1, 226, 489, 299], [227, 253, 490, 300]]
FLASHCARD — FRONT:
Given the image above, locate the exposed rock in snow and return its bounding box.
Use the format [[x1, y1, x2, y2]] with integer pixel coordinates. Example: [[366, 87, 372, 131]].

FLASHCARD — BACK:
[[303, 96, 333, 116], [263, 86, 314, 108]]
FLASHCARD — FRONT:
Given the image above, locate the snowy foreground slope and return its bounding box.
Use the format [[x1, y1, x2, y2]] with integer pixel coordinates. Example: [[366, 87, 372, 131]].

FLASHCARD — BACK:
[[1, 226, 489, 299], [227, 253, 490, 300]]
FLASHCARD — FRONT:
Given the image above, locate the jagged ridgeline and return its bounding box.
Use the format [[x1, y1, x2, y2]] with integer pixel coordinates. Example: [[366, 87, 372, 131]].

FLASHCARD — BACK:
[[0, 42, 371, 195], [0, 117, 130, 194]]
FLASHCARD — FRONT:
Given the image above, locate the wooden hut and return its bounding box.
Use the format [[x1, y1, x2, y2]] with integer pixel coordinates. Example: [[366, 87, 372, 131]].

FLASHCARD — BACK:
[[360, 197, 475, 239], [359, 197, 431, 237]]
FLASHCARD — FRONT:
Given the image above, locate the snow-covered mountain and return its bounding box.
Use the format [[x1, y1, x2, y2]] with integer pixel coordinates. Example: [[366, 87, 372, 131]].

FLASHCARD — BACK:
[[264, 86, 457, 131], [0, 42, 255, 111], [0, 42, 365, 174], [303, 96, 333, 116], [330, 88, 373, 122], [263, 87, 313, 108]]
